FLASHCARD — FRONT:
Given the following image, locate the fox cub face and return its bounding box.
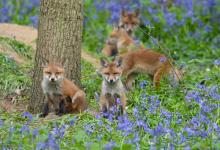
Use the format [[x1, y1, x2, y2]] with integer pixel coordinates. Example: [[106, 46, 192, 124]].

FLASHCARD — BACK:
[[43, 63, 64, 83], [100, 58, 123, 84], [119, 9, 140, 34]]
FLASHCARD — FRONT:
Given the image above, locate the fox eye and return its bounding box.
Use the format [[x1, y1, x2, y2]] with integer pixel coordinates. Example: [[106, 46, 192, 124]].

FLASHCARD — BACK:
[[104, 73, 110, 75], [46, 71, 51, 75], [56, 72, 61, 75], [114, 73, 119, 75]]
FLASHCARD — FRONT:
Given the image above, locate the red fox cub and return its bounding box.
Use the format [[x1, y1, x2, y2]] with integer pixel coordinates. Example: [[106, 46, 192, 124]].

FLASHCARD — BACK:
[[98, 58, 127, 115], [119, 9, 140, 35], [40, 62, 87, 117], [121, 50, 183, 90], [102, 27, 144, 57]]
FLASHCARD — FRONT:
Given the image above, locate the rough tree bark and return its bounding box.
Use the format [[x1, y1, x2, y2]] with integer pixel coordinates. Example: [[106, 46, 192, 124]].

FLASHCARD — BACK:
[[29, 0, 83, 113]]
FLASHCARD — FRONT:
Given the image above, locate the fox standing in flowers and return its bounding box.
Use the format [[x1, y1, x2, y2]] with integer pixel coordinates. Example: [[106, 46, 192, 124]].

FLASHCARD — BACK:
[[98, 58, 127, 115], [120, 50, 183, 90], [40, 61, 87, 117]]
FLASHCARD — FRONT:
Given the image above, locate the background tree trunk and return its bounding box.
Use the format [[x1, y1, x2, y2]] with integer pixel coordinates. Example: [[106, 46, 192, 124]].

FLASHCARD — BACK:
[[29, 0, 83, 113]]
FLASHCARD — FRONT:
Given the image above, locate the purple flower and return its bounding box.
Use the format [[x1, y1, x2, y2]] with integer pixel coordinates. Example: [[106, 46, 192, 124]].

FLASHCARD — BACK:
[[190, 117, 200, 128], [36, 142, 46, 150], [0, 119, 3, 127], [139, 80, 147, 89], [214, 59, 220, 66], [117, 117, 134, 136], [164, 12, 177, 27], [179, 133, 186, 144], [21, 125, 30, 134], [84, 123, 95, 135], [47, 133, 60, 150], [133, 132, 140, 143], [184, 0, 193, 11], [184, 145, 191, 150], [159, 57, 167, 62], [105, 141, 116, 150], [29, 15, 38, 28], [153, 123, 164, 136], [205, 25, 213, 33], [69, 117, 77, 126], [22, 112, 33, 121], [85, 142, 93, 149], [32, 128, 39, 137], [10, 127, 15, 133]]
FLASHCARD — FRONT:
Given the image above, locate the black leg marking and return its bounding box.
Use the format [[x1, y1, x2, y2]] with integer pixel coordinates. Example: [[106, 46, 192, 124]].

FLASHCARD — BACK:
[[39, 102, 49, 118], [58, 100, 66, 116]]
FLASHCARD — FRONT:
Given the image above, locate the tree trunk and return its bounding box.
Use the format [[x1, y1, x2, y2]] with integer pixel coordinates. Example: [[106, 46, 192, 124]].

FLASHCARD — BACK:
[[29, 0, 83, 113]]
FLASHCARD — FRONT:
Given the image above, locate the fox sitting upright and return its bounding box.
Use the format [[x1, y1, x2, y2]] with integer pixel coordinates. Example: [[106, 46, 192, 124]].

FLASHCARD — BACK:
[[40, 61, 87, 117], [98, 58, 127, 115]]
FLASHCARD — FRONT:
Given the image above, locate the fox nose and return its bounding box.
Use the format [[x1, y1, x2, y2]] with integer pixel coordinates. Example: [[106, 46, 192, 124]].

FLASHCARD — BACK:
[[109, 79, 114, 83], [51, 78, 55, 82]]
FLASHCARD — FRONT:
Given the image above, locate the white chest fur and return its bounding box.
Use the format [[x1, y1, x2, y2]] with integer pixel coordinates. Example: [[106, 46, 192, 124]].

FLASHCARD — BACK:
[[41, 79, 63, 98], [102, 80, 125, 96]]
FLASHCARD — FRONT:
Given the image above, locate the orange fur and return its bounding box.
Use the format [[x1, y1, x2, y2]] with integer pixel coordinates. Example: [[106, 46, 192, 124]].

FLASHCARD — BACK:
[[119, 9, 140, 35], [99, 59, 127, 114], [42, 62, 87, 115], [121, 50, 182, 89], [102, 27, 144, 57]]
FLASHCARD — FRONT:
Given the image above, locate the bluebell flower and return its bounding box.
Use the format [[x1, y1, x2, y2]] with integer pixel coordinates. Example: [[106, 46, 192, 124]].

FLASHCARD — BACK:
[[69, 117, 77, 126], [213, 123, 220, 132], [0, 119, 3, 127], [36, 142, 46, 150], [32, 128, 39, 137], [184, 145, 191, 150], [190, 117, 200, 128], [105, 140, 116, 150], [133, 132, 140, 143], [47, 133, 60, 150], [183, 127, 195, 137], [214, 59, 220, 66], [97, 134, 103, 141], [29, 15, 38, 28], [84, 123, 95, 135], [153, 123, 164, 136], [10, 127, 15, 133], [164, 12, 177, 27], [184, 0, 193, 12], [205, 25, 213, 33], [139, 80, 147, 88], [178, 133, 186, 144], [20, 125, 30, 134], [22, 112, 33, 121], [150, 0, 158, 4]]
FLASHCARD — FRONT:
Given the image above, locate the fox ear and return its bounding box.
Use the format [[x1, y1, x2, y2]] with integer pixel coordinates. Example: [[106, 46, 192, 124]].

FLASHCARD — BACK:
[[100, 58, 108, 67], [121, 9, 127, 17], [115, 57, 123, 67], [134, 8, 140, 17]]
